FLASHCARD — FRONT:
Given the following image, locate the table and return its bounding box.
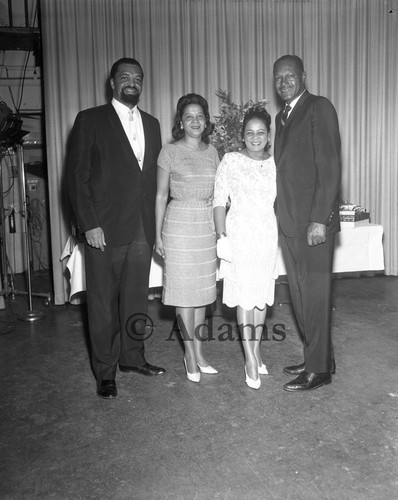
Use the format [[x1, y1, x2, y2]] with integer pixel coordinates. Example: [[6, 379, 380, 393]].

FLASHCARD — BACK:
[[277, 223, 385, 275], [61, 224, 384, 302]]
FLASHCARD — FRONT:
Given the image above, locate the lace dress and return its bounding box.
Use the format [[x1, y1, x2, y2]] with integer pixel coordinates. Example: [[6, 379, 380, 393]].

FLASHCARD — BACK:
[[213, 152, 278, 309], [158, 143, 220, 307]]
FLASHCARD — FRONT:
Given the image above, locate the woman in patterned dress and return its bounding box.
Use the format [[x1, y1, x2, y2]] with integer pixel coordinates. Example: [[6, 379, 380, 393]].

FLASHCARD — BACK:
[[155, 94, 220, 382], [213, 107, 278, 389]]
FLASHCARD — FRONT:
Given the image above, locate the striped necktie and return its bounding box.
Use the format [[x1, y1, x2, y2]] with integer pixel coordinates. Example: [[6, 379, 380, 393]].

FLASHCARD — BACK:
[[281, 105, 291, 126]]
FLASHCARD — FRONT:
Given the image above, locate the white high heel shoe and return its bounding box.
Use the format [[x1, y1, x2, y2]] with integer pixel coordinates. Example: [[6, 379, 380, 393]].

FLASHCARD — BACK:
[[184, 358, 201, 383], [197, 363, 218, 374], [245, 367, 261, 390], [258, 363, 268, 375]]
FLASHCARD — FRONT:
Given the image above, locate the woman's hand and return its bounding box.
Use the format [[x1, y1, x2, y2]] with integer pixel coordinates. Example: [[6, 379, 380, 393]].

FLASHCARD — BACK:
[[155, 238, 165, 258]]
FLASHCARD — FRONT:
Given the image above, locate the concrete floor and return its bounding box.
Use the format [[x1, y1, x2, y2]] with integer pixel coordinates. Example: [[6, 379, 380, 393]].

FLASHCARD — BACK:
[[0, 273, 397, 500]]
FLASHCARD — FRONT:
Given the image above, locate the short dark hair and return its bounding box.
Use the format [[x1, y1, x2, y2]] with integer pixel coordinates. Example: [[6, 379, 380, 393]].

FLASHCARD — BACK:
[[242, 107, 272, 152], [273, 55, 304, 74], [110, 58, 144, 80], [172, 93, 214, 143]]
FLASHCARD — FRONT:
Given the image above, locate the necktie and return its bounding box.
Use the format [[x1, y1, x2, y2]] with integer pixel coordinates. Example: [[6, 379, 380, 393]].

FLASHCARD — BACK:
[[281, 105, 291, 126], [129, 109, 143, 165]]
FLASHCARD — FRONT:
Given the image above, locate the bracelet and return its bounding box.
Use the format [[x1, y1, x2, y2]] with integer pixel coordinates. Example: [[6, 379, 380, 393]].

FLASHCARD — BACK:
[[216, 232, 227, 240]]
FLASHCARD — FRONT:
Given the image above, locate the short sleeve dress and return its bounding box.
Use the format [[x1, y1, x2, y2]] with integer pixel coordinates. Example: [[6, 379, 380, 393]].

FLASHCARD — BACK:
[[213, 151, 278, 310], [158, 143, 220, 307]]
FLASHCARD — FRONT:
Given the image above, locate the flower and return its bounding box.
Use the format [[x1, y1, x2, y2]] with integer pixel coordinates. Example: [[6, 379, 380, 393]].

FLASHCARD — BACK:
[[210, 89, 269, 159]]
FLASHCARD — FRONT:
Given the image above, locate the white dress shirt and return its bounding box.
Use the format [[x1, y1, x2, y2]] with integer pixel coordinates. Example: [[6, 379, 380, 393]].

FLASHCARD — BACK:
[[112, 98, 145, 169], [286, 90, 306, 118]]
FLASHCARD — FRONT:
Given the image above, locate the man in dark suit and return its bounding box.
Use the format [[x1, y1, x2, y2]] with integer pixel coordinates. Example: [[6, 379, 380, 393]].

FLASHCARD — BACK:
[[67, 58, 165, 399], [273, 55, 341, 391]]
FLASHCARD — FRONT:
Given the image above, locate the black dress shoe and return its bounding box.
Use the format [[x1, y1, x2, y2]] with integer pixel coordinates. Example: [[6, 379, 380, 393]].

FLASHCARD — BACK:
[[283, 360, 336, 375], [283, 371, 331, 392], [119, 362, 166, 376], [283, 361, 305, 376], [97, 380, 117, 399]]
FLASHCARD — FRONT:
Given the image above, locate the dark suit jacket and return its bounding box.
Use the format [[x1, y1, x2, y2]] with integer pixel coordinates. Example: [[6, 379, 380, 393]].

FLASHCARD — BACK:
[[274, 91, 341, 238], [67, 103, 162, 246]]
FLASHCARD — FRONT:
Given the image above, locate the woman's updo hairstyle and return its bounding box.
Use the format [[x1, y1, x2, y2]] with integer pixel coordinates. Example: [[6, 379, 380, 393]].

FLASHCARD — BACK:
[[241, 106, 271, 151], [172, 93, 215, 143]]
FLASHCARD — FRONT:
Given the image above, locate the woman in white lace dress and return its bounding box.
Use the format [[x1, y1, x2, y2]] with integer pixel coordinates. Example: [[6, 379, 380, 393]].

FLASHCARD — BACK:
[[213, 107, 278, 389]]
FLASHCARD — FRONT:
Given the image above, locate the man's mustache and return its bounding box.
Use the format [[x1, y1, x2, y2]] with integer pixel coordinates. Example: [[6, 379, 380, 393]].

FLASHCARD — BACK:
[[122, 85, 139, 93]]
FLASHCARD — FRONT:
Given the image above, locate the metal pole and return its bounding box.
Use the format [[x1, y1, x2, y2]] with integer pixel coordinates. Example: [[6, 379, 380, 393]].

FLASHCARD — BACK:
[[0, 153, 9, 308], [16, 143, 44, 321]]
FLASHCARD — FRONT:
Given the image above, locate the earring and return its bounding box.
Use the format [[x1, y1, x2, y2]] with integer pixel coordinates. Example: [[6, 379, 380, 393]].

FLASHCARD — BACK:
[[180, 122, 184, 130]]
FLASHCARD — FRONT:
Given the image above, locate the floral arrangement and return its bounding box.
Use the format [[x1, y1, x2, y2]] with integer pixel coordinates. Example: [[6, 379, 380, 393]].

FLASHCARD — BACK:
[[210, 89, 269, 159]]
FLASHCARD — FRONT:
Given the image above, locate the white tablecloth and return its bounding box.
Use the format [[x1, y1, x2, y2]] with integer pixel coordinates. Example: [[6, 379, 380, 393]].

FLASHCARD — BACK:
[[278, 223, 385, 275], [61, 224, 384, 302]]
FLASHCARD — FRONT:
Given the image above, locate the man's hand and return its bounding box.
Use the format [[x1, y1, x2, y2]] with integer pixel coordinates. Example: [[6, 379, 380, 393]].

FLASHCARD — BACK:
[[85, 227, 106, 251], [307, 222, 326, 246]]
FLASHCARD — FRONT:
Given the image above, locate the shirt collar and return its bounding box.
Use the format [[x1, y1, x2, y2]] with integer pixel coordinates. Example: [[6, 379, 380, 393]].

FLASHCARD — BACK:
[[287, 89, 306, 111], [112, 98, 138, 117]]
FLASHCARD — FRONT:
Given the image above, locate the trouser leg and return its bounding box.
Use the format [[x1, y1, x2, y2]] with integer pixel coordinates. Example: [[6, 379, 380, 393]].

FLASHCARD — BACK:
[[119, 219, 152, 367], [85, 244, 123, 382], [280, 232, 335, 373], [279, 233, 306, 345]]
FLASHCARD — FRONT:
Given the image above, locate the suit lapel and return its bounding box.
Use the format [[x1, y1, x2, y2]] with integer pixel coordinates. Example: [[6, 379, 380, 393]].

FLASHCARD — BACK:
[[274, 109, 285, 162], [285, 90, 309, 125], [140, 110, 152, 171], [275, 91, 310, 162]]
